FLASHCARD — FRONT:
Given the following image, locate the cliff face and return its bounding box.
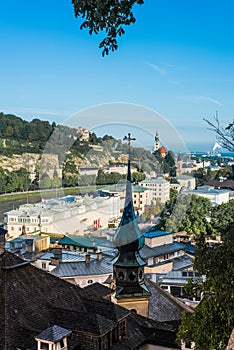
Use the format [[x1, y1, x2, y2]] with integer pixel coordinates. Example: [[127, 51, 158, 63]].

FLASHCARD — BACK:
[[0, 142, 157, 176], [0, 149, 123, 176], [0, 153, 40, 173]]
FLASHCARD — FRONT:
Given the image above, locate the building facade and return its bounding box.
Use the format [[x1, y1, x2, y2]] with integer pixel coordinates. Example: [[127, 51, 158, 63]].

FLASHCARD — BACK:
[[139, 177, 170, 203], [4, 194, 120, 238]]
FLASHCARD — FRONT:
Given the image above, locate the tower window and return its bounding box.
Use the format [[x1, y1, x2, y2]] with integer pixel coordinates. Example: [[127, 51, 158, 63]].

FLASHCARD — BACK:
[[139, 269, 143, 281], [129, 271, 136, 281], [118, 271, 124, 280]]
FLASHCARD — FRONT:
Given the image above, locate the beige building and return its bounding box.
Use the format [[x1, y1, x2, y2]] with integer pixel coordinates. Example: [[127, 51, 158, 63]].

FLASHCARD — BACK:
[[77, 126, 89, 141], [101, 183, 151, 214], [139, 177, 170, 203], [176, 175, 196, 190]]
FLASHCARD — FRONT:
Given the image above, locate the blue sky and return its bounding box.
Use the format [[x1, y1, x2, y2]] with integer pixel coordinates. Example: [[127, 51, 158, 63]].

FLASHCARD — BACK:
[[1, 0, 234, 152]]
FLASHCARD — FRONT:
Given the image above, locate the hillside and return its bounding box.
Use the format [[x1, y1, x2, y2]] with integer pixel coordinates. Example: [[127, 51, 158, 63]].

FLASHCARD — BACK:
[[0, 113, 158, 183]]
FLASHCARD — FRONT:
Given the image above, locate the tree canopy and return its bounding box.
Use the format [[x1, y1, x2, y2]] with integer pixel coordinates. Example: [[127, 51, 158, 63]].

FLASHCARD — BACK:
[[177, 224, 234, 349], [156, 191, 234, 236], [72, 0, 144, 56]]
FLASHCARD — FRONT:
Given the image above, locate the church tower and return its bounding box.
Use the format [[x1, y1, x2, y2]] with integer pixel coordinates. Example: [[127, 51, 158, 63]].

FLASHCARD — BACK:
[[112, 134, 151, 317], [176, 152, 183, 176], [154, 131, 160, 152]]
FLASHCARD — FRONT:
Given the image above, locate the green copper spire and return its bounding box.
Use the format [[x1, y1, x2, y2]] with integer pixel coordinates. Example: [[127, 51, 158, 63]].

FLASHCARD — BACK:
[[113, 134, 150, 298], [114, 133, 144, 252]]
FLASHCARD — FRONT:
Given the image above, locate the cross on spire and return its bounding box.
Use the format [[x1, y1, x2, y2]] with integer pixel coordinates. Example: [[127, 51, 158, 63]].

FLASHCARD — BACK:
[[123, 133, 136, 155]]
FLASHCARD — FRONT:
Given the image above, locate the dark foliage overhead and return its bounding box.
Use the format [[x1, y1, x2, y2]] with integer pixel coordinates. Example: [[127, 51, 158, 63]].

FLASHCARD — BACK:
[[72, 0, 144, 56]]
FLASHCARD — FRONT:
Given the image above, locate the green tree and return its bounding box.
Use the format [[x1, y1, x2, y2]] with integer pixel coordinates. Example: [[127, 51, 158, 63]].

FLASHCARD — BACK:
[[96, 170, 106, 185], [164, 150, 176, 176], [131, 171, 145, 183], [72, 0, 144, 56], [0, 167, 6, 194], [52, 176, 62, 189], [177, 224, 234, 349], [5, 125, 13, 138], [161, 193, 213, 234], [6, 171, 19, 192], [62, 174, 78, 188], [15, 168, 31, 191], [40, 174, 52, 189], [211, 200, 234, 233], [141, 200, 164, 222]]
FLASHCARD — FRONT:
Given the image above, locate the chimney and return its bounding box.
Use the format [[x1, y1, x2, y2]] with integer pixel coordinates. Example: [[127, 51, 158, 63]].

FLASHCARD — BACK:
[[96, 250, 102, 261], [53, 247, 62, 260], [25, 239, 34, 252], [85, 253, 91, 264], [50, 256, 60, 266], [50, 248, 62, 266]]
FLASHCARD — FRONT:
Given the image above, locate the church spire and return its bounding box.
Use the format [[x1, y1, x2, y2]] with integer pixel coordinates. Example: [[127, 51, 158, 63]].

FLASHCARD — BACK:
[[114, 133, 143, 251], [113, 134, 150, 304], [154, 131, 160, 152]]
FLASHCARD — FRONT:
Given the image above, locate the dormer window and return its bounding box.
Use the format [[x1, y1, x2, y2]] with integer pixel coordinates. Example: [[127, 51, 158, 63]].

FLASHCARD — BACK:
[[35, 325, 72, 350]]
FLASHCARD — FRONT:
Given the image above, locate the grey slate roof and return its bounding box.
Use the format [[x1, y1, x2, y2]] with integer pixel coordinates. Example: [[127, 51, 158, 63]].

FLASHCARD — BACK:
[[84, 282, 113, 297], [50, 256, 113, 277], [36, 325, 72, 342], [146, 278, 193, 323], [140, 242, 186, 259], [0, 251, 180, 350], [172, 255, 194, 270], [0, 250, 130, 349]]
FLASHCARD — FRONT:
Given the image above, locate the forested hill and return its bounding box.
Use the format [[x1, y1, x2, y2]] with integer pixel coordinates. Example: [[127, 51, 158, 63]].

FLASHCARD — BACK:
[[0, 112, 56, 154], [0, 113, 158, 173]]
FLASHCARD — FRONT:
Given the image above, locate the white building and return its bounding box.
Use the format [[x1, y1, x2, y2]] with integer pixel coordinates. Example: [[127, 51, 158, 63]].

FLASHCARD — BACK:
[[184, 186, 230, 205], [139, 177, 170, 203], [4, 194, 120, 239]]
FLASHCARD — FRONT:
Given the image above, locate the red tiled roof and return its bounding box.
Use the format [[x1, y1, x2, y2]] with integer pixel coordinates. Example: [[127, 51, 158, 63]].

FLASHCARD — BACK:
[[160, 146, 167, 154]]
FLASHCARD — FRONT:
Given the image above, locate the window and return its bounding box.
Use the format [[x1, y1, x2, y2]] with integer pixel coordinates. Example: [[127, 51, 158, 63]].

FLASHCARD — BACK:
[[60, 338, 65, 348], [138, 269, 143, 281], [118, 320, 126, 338], [87, 279, 93, 284], [161, 285, 168, 290], [128, 271, 136, 281], [41, 262, 46, 269], [101, 334, 109, 350]]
